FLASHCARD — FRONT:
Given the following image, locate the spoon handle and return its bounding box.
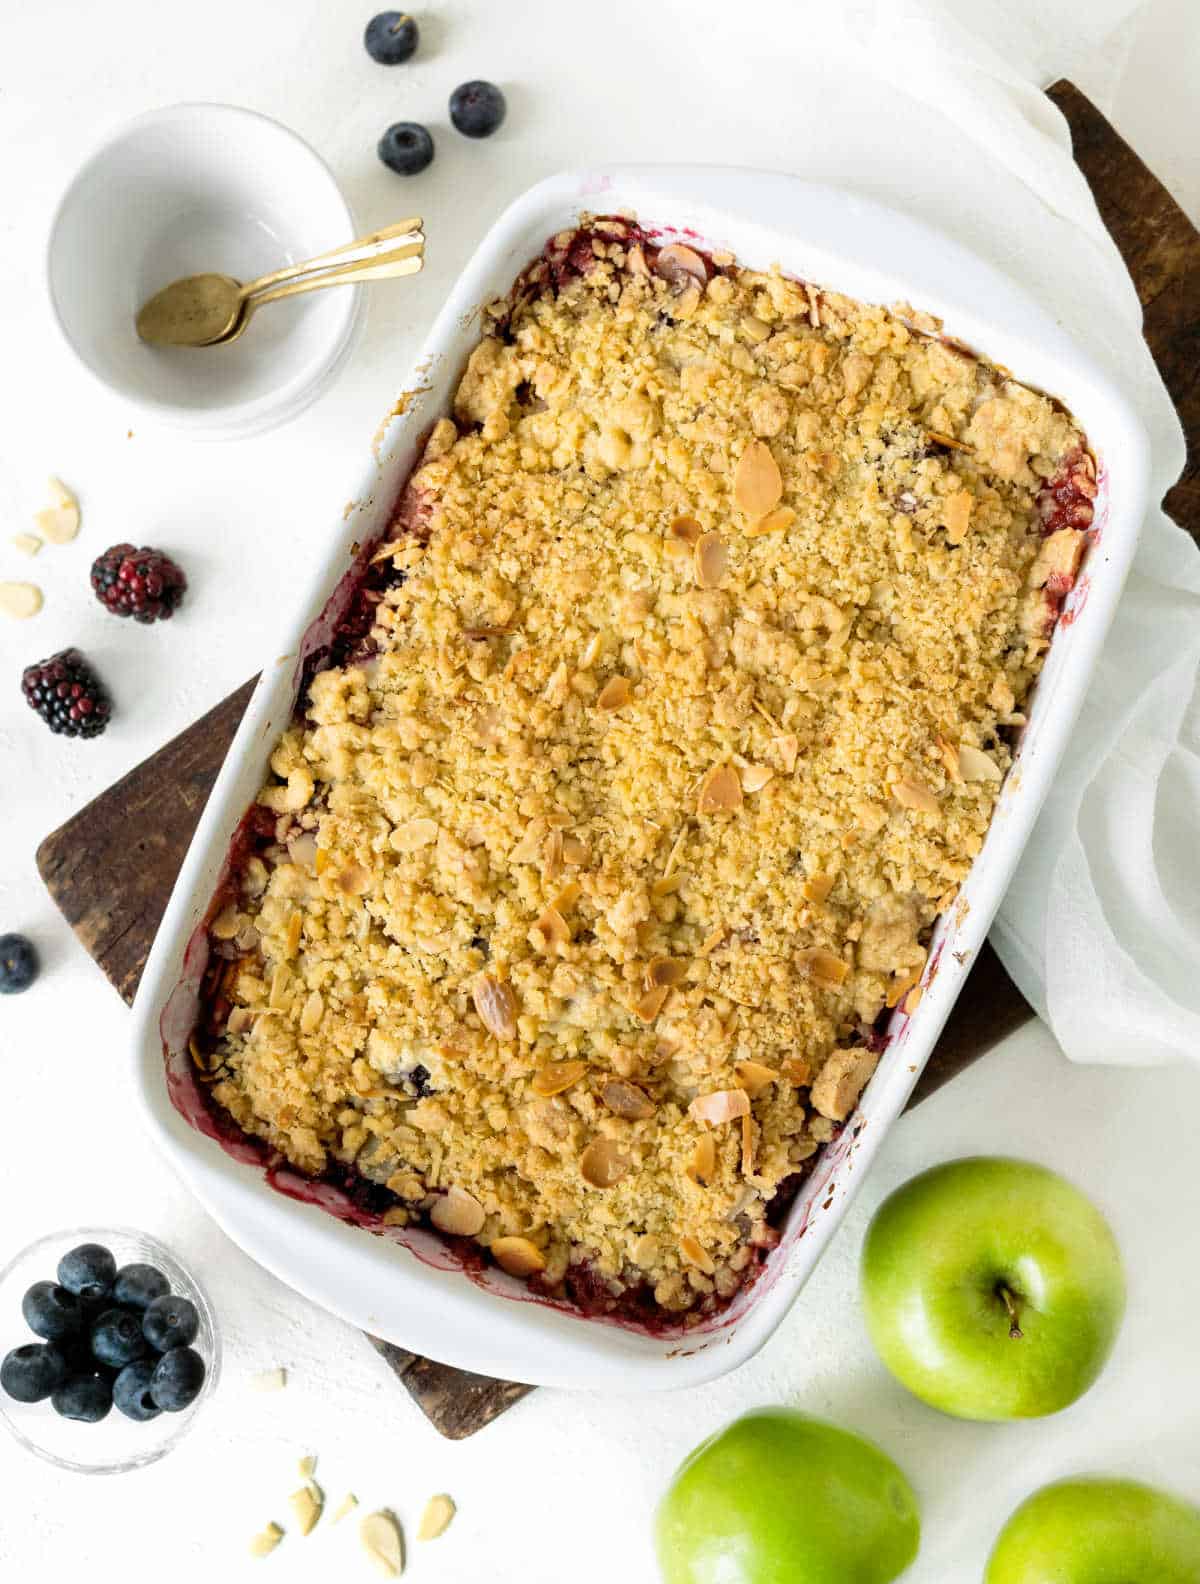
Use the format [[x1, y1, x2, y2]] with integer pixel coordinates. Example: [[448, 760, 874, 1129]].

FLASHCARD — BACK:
[[243, 217, 423, 297], [246, 240, 424, 309]]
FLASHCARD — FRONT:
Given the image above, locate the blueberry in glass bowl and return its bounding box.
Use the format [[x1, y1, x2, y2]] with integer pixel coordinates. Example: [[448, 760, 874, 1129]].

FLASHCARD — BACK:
[[0, 1229, 219, 1473]]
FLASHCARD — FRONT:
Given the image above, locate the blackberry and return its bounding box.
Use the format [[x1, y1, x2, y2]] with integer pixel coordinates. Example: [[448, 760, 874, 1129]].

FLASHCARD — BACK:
[[90, 543, 186, 623], [21, 650, 111, 739]]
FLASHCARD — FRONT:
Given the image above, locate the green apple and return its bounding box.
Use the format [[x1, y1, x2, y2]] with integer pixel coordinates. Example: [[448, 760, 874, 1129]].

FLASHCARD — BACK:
[[860, 1157, 1125, 1420], [986, 1476, 1200, 1583], [655, 1407, 920, 1584]]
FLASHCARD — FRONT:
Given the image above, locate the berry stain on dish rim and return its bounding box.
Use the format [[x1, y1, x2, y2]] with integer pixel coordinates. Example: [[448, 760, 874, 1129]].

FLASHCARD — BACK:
[[157, 212, 1102, 1342]]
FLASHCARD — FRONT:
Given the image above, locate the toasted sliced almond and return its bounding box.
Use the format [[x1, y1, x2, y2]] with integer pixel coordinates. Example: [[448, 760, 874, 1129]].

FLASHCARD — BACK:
[[334, 862, 371, 896], [580, 1137, 632, 1188], [553, 879, 582, 912], [531, 1058, 588, 1096], [298, 1454, 317, 1478], [936, 736, 963, 783], [698, 924, 725, 955], [679, 1235, 716, 1275], [775, 733, 800, 775], [473, 973, 518, 1040], [735, 1060, 778, 1098], [417, 1494, 456, 1542], [47, 477, 75, 509], [892, 776, 939, 814], [739, 762, 774, 794], [601, 1079, 655, 1120], [596, 675, 632, 711], [957, 743, 1002, 782], [741, 1113, 757, 1175], [689, 1089, 751, 1125], [390, 817, 438, 852], [289, 1481, 323, 1536], [532, 904, 570, 948], [299, 990, 324, 1035], [249, 1522, 284, 1559], [697, 763, 743, 815], [360, 1510, 404, 1578], [802, 872, 834, 904], [694, 532, 727, 589], [926, 430, 972, 452], [654, 242, 708, 288], [886, 967, 923, 1009], [646, 956, 688, 988], [942, 489, 973, 545], [634, 984, 670, 1022], [562, 834, 589, 865], [0, 581, 43, 620], [734, 441, 783, 518], [35, 503, 80, 544], [491, 1235, 546, 1277], [333, 1493, 359, 1523], [670, 515, 702, 546], [250, 1367, 287, 1392], [431, 1185, 486, 1237], [781, 1055, 814, 1086], [11, 533, 42, 557], [542, 828, 564, 883], [686, 1133, 717, 1187], [797, 948, 849, 989], [745, 505, 796, 538], [651, 872, 685, 899]]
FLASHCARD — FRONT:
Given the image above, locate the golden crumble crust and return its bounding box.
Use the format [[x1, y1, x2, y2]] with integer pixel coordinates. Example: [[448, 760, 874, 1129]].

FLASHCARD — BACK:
[[198, 223, 1091, 1317]]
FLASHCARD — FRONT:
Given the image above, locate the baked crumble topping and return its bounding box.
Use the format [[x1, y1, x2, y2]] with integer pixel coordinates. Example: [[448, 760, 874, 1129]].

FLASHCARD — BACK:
[[192, 220, 1093, 1320]]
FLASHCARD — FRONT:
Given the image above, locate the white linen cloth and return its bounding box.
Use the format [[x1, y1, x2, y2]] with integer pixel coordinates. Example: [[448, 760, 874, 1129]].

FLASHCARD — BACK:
[[802, 0, 1200, 1066]]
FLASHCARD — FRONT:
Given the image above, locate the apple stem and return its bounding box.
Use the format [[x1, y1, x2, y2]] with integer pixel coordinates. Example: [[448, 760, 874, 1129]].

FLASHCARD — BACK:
[[997, 1284, 1024, 1340]]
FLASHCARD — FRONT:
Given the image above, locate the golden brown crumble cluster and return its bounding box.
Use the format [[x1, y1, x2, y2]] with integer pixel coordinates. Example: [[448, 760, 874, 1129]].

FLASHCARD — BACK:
[[200, 222, 1090, 1316]]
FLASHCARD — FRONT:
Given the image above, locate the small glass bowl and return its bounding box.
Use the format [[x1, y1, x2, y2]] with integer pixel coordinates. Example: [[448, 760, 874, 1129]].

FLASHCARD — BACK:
[[0, 1228, 220, 1474]]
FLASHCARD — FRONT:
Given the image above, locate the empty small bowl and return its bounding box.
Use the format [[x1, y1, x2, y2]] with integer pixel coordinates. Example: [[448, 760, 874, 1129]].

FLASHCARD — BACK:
[[0, 1228, 220, 1474], [46, 103, 363, 439]]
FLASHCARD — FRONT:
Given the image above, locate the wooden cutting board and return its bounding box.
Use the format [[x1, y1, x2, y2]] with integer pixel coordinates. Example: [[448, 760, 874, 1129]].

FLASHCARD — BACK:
[[36, 82, 1199, 1438]]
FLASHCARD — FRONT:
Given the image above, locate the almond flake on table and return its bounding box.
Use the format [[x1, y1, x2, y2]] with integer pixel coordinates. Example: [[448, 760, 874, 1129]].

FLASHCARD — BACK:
[[248, 1523, 284, 1559], [11, 533, 42, 556], [417, 1494, 456, 1541], [0, 581, 43, 619], [360, 1510, 404, 1577], [250, 1367, 287, 1392]]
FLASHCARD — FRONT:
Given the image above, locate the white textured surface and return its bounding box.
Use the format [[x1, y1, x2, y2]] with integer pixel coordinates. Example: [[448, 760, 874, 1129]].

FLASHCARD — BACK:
[[1, 0, 1198, 1579]]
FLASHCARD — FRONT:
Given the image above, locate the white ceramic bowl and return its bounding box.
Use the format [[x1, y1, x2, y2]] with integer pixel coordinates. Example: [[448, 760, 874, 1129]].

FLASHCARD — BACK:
[[132, 168, 1148, 1391], [46, 103, 363, 439]]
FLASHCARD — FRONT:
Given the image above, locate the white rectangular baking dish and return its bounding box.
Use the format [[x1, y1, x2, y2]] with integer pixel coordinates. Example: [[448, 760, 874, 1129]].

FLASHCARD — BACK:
[[131, 166, 1148, 1391]]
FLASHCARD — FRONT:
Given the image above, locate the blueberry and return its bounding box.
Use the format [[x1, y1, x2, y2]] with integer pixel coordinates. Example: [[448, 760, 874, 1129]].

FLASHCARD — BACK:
[[378, 122, 434, 176], [364, 10, 418, 64], [90, 1308, 147, 1369], [112, 1263, 170, 1312], [448, 80, 506, 139], [57, 1242, 117, 1302], [0, 934, 38, 994], [150, 1346, 206, 1411], [142, 1294, 199, 1351], [52, 1373, 112, 1423], [112, 1359, 161, 1422], [1, 1342, 69, 1403], [21, 1281, 83, 1342]]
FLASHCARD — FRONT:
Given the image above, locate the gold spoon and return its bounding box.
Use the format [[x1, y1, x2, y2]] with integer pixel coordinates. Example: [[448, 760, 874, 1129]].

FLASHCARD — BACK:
[[136, 218, 425, 347]]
